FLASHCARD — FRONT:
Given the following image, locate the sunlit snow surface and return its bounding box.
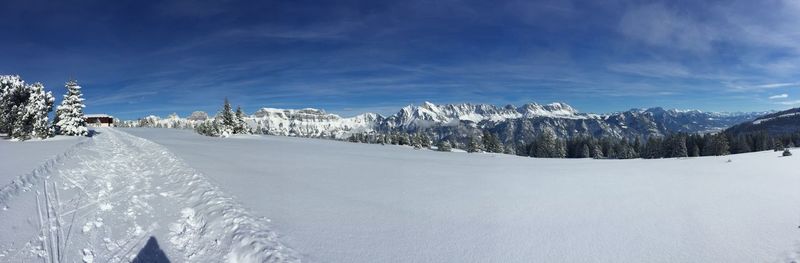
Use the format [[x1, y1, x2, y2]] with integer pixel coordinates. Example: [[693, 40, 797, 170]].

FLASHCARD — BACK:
[[2, 127, 800, 262], [125, 128, 800, 262], [0, 128, 297, 262]]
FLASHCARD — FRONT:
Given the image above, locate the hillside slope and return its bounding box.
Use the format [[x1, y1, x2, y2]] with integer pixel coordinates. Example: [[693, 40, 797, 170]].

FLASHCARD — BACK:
[[726, 107, 800, 136], [124, 128, 800, 263]]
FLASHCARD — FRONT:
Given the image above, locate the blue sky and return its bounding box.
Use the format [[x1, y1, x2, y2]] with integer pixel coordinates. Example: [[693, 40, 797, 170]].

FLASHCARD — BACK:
[[2, 0, 800, 119]]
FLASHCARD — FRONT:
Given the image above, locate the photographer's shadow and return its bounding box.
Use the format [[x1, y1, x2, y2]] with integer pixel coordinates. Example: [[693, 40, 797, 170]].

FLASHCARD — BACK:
[[132, 236, 170, 263]]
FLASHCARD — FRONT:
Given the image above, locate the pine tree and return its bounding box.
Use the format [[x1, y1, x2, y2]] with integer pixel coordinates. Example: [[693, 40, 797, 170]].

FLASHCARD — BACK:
[[55, 80, 88, 136], [411, 133, 423, 148], [503, 143, 516, 155], [467, 136, 482, 153], [591, 142, 604, 159], [0, 80, 55, 140], [28, 83, 55, 139], [554, 138, 567, 158], [769, 138, 783, 152], [702, 133, 729, 156], [614, 140, 637, 159], [234, 106, 249, 134], [604, 142, 617, 159], [730, 135, 751, 154], [668, 134, 688, 158], [482, 131, 503, 153], [633, 137, 643, 156], [482, 131, 492, 151], [532, 130, 561, 158], [398, 133, 410, 145], [436, 140, 452, 152], [643, 137, 663, 158], [420, 133, 432, 148], [690, 144, 700, 157], [221, 98, 235, 130], [581, 144, 591, 158], [0, 75, 26, 135]]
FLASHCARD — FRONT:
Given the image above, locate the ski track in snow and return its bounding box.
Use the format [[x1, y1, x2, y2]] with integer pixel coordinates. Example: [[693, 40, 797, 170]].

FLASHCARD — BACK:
[[0, 128, 298, 262]]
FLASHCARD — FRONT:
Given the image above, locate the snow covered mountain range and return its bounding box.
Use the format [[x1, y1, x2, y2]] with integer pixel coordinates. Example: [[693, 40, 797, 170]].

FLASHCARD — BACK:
[[123, 101, 769, 141]]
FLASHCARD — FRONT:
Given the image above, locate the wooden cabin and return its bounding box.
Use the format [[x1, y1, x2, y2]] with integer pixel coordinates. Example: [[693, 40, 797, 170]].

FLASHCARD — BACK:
[[84, 114, 115, 127]]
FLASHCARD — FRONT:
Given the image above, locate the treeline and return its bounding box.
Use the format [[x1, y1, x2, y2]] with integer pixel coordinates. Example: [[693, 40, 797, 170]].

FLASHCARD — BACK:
[[342, 129, 797, 159], [0, 75, 88, 141], [347, 131, 433, 148], [194, 98, 251, 137], [724, 131, 799, 154]]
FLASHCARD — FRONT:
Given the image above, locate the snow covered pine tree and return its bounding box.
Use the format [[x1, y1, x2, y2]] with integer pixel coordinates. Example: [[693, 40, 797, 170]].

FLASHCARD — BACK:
[[0, 75, 25, 136], [436, 140, 452, 152], [55, 79, 88, 136], [27, 82, 55, 139], [0, 75, 55, 140], [234, 105, 250, 134]]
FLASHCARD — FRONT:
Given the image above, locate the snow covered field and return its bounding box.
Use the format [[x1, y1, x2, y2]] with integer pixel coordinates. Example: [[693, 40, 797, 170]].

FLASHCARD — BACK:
[[0, 128, 297, 262], [2, 127, 800, 262], [0, 135, 87, 186], [121, 128, 800, 262]]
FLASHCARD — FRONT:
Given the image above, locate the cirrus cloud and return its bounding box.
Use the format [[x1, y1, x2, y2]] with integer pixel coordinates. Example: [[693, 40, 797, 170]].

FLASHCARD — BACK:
[[769, 94, 789, 99]]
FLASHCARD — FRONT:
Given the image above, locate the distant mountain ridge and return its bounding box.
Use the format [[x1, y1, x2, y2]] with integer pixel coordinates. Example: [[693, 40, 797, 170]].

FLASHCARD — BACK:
[[725, 107, 800, 136], [123, 101, 770, 142]]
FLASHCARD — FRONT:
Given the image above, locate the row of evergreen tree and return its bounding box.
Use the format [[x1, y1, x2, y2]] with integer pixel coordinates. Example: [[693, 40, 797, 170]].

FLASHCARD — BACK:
[[347, 131, 434, 148], [342, 128, 799, 159], [0, 75, 88, 140], [725, 131, 798, 154], [194, 98, 251, 137], [185, 97, 799, 159]]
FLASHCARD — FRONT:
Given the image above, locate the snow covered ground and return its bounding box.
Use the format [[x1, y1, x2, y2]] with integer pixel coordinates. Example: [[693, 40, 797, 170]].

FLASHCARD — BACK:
[[0, 135, 87, 186], [120, 128, 800, 262], [2, 127, 800, 262], [0, 128, 297, 262]]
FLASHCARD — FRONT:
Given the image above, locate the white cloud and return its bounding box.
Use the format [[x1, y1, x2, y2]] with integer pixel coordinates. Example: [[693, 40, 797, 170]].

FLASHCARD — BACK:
[[757, 83, 797, 89], [769, 93, 789, 99], [726, 82, 800, 92], [777, 100, 800, 105], [618, 3, 716, 52], [607, 62, 690, 78], [617, 1, 800, 75]]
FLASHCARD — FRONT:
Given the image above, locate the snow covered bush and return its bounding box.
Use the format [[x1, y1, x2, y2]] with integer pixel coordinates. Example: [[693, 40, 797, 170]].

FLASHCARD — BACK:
[[194, 119, 232, 137], [467, 136, 482, 153], [194, 120, 218, 136], [0, 75, 55, 140], [783, 149, 792, 157], [436, 140, 452, 152], [55, 80, 88, 136], [194, 98, 250, 137]]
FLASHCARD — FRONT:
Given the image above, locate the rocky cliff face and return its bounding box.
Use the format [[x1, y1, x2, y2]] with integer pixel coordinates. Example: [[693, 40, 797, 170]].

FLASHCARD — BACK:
[[248, 108, 384, 138]]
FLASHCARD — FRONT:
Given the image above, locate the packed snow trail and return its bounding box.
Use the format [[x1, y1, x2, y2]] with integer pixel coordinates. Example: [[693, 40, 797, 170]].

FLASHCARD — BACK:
[[0, 128, 298, 262]]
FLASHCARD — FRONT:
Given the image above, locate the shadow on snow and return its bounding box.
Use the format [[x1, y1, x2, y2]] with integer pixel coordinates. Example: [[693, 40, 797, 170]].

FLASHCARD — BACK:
[[132, 236, 170, 263]]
